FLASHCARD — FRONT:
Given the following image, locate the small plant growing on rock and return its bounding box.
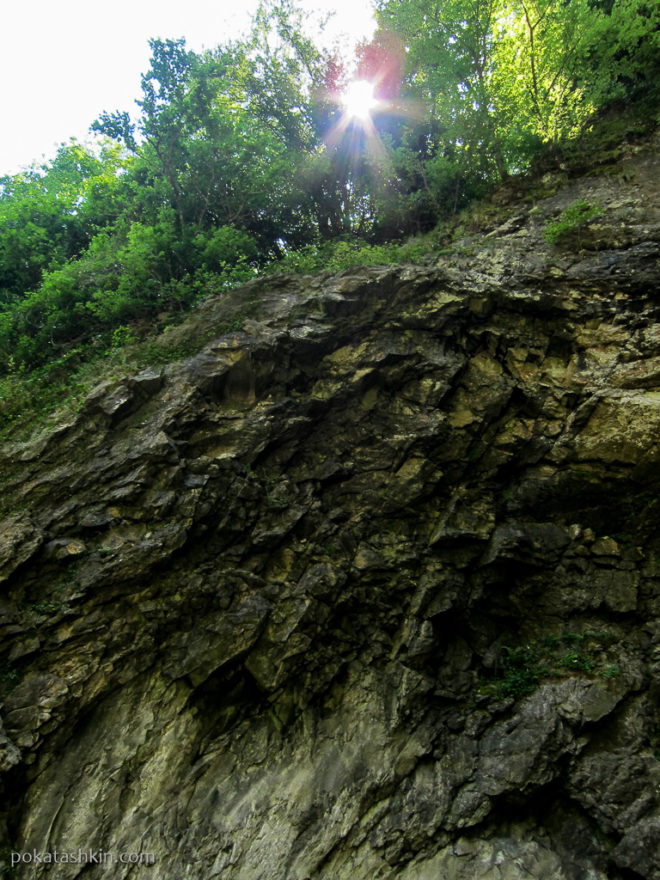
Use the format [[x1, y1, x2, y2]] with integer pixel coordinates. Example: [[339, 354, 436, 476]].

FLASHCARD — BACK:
[[543, 199, 602, 247], [560, 651, 594, 673], [483, 630, 621, 701], [495, 644, 548, 699]]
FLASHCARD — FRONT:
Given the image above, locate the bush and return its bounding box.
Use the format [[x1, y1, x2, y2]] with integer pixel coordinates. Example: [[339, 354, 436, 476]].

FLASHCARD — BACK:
[[266, 235, 433, 276], [0, 211, 263, 373]]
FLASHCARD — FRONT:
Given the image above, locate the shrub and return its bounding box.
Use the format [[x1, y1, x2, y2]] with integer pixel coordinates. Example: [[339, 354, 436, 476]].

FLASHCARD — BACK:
[[266, 235, 433, 276], [543, 199, 603, 246], [111, 325, 136, 348]]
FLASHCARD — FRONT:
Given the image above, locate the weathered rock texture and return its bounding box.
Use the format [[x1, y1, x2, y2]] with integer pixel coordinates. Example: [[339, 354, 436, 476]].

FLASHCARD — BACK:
[[1, 132, 659, 879]]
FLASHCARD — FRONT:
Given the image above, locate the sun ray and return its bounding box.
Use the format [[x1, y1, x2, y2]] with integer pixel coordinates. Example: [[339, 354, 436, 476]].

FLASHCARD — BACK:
[[341, 80, 379, 121]]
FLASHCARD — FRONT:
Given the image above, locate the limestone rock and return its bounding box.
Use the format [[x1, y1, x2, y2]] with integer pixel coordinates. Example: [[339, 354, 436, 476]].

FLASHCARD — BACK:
[[1, 129, 659, 879]]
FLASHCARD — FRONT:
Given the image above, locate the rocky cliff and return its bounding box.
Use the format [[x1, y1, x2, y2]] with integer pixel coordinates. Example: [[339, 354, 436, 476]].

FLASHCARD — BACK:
[[1, 130, 659, 880]]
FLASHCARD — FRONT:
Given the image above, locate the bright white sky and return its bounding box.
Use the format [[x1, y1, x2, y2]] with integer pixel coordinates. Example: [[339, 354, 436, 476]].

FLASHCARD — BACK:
[[1, 0, 377, 177]]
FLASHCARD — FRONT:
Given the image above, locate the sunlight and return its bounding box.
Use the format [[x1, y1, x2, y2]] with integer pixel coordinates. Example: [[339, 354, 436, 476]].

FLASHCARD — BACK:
[[341, 80, 378, 121]]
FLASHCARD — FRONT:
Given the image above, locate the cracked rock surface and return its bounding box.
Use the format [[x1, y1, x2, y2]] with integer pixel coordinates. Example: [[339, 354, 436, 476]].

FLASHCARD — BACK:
[[1, 132, 659, 878]]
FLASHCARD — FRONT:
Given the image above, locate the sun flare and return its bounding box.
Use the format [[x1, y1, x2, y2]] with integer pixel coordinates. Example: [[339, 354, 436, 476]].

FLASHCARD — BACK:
[[341, 80, 378, 120]]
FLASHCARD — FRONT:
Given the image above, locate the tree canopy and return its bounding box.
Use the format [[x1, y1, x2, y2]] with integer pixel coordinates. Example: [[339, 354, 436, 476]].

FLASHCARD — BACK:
[[0, 0, 657, 374]]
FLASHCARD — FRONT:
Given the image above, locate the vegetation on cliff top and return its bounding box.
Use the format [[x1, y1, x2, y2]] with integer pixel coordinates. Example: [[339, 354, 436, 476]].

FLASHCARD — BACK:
[[0, 0, 658, 433]]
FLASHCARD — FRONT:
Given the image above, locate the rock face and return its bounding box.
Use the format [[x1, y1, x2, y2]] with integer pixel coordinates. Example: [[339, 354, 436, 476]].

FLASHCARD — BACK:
[[1, 134, 659, 879]]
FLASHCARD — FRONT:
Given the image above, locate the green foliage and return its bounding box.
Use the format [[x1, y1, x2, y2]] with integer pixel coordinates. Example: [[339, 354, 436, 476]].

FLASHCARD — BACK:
[[485, 631, 622, 700], [195, 227, 260, 272], [0, 347, 102, 444], [0, 141, 129, 300], [267, 235, 433, 275], [492, 0, 602, 144], [0, 0, 657, 416], [496, 644, 548, 698], [377, 0, 658, 175], [580, 0, 660, 106], [543, 199, 603, 245], [111, 326, 137, 348], [560, 651, 595, 673], [0, 288, 263, 448], [0, 207, 262, 372], [93, 21, 323, 245], [27, 599, 68, 615]]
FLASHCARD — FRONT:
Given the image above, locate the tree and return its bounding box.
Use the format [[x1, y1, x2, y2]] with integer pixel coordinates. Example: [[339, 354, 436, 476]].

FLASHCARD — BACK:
[[0, 141, 127, 303], [375, 0, 509, 177], [491, 0, 603, 144]]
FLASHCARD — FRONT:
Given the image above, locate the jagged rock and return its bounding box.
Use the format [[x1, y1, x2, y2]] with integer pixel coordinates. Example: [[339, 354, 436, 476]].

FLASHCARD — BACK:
[[0, 515, 43, 584], [0, 131, 659, 879]]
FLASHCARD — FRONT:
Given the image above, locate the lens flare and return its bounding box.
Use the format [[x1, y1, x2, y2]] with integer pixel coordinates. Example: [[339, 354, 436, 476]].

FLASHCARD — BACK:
[[341, 80, 378, 120]]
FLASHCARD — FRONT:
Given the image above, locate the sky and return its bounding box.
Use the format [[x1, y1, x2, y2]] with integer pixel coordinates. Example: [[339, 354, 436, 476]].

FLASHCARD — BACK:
[[1, 0, 377, 177]]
